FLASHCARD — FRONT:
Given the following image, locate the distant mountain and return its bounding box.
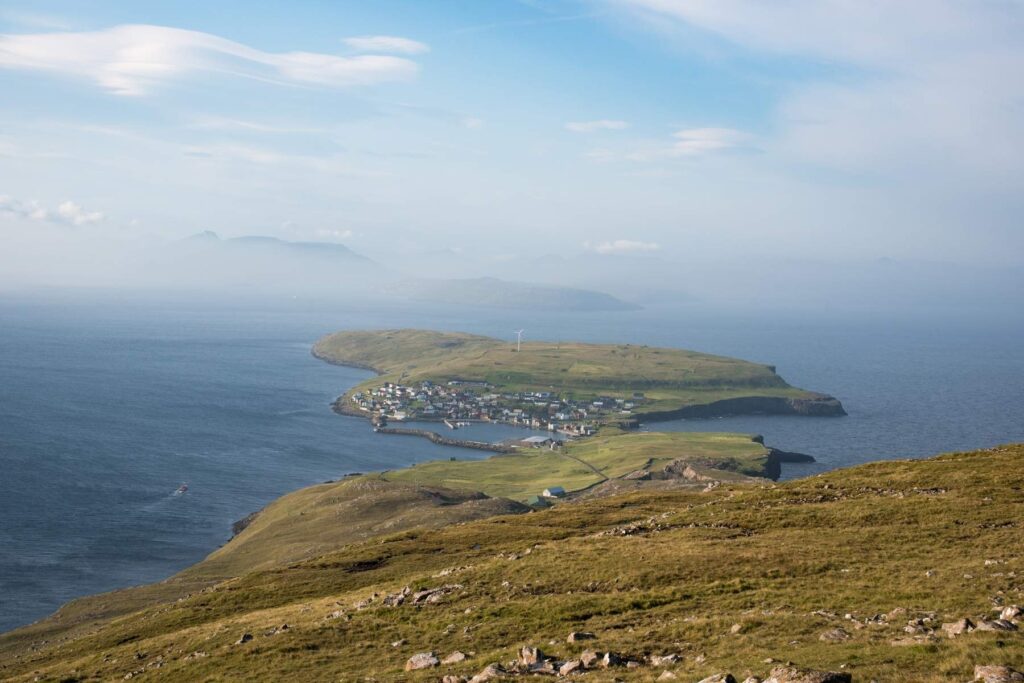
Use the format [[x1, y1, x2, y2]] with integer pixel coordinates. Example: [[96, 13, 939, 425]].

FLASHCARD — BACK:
[[399, 276, 641, 312]]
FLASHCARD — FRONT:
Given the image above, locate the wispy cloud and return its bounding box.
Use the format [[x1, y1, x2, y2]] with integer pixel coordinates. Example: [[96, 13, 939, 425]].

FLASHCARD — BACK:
[[584, 239, 660, 254], [0, 195, 104, 226], [0, 24, 421, 96], [565, 119, 629, 133], [343, 35, 429, 55]]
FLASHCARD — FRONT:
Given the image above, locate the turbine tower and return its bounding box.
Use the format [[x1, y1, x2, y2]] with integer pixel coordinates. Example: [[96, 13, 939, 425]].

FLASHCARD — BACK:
[[514, 329, 524, 352]]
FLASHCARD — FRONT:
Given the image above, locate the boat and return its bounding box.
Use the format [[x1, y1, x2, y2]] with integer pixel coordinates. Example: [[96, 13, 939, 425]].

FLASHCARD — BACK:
[[174, 483, 188, 495]]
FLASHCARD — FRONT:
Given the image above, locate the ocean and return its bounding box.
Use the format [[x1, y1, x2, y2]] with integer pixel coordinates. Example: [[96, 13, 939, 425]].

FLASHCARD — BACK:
[[1, 292, 1022, 632]]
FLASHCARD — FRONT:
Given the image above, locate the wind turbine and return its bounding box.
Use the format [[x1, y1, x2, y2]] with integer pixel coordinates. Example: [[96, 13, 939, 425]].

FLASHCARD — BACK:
[[514, 329, 524, 352]]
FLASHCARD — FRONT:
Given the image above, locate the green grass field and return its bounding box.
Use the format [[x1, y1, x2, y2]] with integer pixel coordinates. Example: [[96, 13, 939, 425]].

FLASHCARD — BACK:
[[4, 444, 1022, 682]]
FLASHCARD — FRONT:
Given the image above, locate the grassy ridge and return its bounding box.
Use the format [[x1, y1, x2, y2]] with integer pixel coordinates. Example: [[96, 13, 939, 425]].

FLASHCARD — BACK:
[[3, 445, 1022, 682]]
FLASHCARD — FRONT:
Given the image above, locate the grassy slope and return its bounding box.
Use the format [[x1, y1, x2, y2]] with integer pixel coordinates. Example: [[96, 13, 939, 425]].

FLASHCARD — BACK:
[[385, 431, 770, 501], [3, 444, 1022, 682], [311, 330, 824, 415]]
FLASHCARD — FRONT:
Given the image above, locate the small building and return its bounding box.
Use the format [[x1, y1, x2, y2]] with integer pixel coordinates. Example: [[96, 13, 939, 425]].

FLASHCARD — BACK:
[[525, 495, 552, 508], [543, 486, 566, 498], [519, 435, 554, 448]]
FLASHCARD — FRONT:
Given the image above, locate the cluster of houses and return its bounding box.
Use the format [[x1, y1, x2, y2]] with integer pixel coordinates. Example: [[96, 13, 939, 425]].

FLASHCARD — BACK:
[[350, 380, 644, 438]]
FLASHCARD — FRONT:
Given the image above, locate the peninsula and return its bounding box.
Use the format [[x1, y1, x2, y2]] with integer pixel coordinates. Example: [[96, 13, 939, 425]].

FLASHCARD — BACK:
[[312, 329, 846, 438]]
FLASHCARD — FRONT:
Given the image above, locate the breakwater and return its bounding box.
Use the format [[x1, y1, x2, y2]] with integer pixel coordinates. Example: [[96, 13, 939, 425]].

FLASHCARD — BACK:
[[374, 427, 516, 453]]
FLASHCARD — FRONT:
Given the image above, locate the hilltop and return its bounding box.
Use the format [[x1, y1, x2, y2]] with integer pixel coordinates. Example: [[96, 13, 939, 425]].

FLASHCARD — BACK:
[[1, 444, 1021, 681]]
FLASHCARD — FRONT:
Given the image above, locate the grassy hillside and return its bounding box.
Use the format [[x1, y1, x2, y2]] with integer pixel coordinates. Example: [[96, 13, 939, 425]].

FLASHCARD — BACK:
[[3, 444, 1022, 682], [311, 329, 843, 417], [386, 431, 770, 501]]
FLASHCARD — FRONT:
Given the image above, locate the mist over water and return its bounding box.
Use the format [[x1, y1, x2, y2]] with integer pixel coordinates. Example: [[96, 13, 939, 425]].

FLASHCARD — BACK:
[[0, 292, 1022, 632]]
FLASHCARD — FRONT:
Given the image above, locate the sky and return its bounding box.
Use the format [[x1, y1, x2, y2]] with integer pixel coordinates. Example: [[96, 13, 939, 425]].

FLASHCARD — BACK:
[[1, 0, 1023, 283]]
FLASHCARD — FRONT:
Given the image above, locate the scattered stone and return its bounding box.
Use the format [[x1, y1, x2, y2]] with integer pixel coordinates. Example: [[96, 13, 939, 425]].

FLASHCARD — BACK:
[[404, 652, 440, 671], [235, 633, 253, 645], [657, 672, 678, 681], [764, 665, 853, 683], [469, 663, 508, 682], [580, 650, 600, 668], [600, 652, 623, 668], [941, 618, 975, 637], [999, 605, 1022, 621], [697, 675, 736, 683], [974, 665, 1024, 682], [650, 654, 681, 666], [518, 646, 544, 667], [925, 570, 937, 577], [742, 678, 763, 683], [626, 660, 642, 669], [567, 631, 597, 643], [730, 623, 744, 634], [559, 659, 583, 676], [976, 619, 1018, 632], [443, 651, 469, 664], [442, 676, 468, 683], [391, 639, 407, 648], [819, 627, 852, 642]]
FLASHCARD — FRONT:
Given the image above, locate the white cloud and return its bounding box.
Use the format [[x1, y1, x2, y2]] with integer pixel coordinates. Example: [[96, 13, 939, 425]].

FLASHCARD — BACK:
[[0, 195, 104, 226], [462, 117, 484, 130], [617, 126, 747, 161], [565, 119, 630, 133], [316, 228, 354, 240], [584, 239, 660, 254], [343, 35, 430, 55], [0, 24, 421, 96]]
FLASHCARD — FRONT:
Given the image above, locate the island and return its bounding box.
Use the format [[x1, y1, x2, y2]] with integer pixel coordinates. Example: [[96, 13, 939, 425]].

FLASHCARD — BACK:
[[312, 329, 846, 438]]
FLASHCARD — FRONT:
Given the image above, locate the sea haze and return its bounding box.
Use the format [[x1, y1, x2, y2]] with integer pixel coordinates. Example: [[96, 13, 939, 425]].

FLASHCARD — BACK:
[[0, 293, 1022, 632]]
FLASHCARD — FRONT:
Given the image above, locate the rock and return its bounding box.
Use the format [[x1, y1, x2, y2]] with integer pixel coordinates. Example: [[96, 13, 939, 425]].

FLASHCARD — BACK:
[[559, 659, 583, 676], [567, 631, 597, 643], [925, 569, 936, 577], [974, 665, 1024, 682], [580, 650, 600, 668], [391, 639, 407, 648], [1000, 605, 1022, 621], [600, 652, 623, 668], [469, 664, 507, 682], [742, 678, 763, 683], [940, 618, 975, 637], [650, 654, 681, 666], [976, 619, 1019, 632], [518, 646, 544, 667], [657, 673, 678, 681], [626, 660, 642, 669], [819, 627, 852, 642], [404, 652, 440, 671], [235, 633, 253, 645], [697, 675, 736, 683], [764, 666, 852, 683], [442, 677, 468, 683], [443, 651, 469, 664]]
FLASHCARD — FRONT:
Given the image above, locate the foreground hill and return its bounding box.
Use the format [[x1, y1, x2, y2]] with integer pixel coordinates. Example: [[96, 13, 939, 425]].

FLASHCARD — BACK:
[[312, 329, 846, 420], [2, 444, 1021, 682]]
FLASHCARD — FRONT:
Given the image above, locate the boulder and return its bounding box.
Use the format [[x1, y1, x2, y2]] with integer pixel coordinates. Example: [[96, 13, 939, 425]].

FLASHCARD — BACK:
[[976, 619, 1019, 632], [1000, 605, 1022, 621], [559, 659, 583, 676], [518, 646, 544, 667], [742, 678, 764, 683], [443, 651, 469, 664], [819, 627, 851, 642], [698, 675, 736, 683], [404, 652, 440, 671], [764, 666, 852, 683], [567, 631, 597, 643], [974, 665, 1024, 682], [650, 654, 681, 666], [657, 673, 679, 681], [730, 623, 744, 634], [580, 650, 600, 668], [442, 677, 468, 683], [941, 618, 975, 637], [600, 652, 623, 668], [235, 633, 253, 645], [469, 664, 507, 682]]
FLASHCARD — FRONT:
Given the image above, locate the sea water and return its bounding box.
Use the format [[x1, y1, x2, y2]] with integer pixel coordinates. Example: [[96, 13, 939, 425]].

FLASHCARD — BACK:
[[1, 292, 1021, 632]]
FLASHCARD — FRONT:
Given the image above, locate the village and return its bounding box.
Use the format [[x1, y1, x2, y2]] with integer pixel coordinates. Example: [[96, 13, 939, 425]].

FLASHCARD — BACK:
[[349, 379, 645, 440]]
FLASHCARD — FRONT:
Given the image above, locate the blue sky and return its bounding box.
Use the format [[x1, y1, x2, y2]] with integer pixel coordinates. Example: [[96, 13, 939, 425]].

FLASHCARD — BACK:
[[2, 0, 1023, 272]]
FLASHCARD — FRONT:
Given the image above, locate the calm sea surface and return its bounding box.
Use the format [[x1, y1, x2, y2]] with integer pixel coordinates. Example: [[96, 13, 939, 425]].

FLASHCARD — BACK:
[[1, 293, 1022, 632]]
